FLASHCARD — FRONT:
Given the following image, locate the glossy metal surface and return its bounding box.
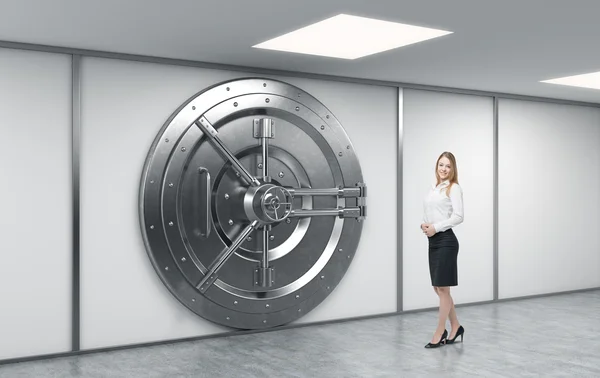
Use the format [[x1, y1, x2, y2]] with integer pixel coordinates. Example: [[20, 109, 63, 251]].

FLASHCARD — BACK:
[[397, 88, 403, 312], [71, 54, 81, 351], [139, 77, 366, 329], [493, 96, 499, 301], [196, 117, 260, 187]]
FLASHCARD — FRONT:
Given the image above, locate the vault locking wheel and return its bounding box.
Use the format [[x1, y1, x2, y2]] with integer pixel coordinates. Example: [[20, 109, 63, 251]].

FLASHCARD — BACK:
[[139, 77, 367, 329]]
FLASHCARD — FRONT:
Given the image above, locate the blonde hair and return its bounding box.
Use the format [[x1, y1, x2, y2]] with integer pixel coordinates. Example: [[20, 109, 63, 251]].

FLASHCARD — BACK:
[[435, 151, 459, 196]]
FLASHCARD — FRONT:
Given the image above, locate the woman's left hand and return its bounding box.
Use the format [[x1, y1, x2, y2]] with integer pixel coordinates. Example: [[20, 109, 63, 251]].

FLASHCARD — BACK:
[[424, 224, 437, 237]]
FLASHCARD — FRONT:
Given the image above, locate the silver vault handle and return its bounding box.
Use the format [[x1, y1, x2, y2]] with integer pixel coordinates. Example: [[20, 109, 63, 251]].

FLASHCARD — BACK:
[[196, 167, 211, 238]]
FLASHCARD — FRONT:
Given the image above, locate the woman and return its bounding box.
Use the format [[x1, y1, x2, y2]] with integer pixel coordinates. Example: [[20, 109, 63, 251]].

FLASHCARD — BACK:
[[421, 151, 465, 348]]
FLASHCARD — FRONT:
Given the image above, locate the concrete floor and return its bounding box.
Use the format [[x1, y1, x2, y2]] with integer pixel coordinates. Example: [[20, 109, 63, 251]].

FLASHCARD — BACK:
[[1, 290, 599, 377]]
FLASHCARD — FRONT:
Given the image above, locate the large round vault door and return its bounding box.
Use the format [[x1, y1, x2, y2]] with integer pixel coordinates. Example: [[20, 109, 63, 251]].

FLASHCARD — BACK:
[[139, 77, 367, 329]]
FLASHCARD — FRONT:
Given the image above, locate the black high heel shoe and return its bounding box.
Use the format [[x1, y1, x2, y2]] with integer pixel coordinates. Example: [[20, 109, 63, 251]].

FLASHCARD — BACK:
[[424, 329, 448, 348], [446, 325, 465, 344]]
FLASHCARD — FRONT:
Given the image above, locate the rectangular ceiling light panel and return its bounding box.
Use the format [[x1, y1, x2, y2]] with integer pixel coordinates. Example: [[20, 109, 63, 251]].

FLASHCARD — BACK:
[[253, 14, 453, 59], [541, 71, 600, 90]]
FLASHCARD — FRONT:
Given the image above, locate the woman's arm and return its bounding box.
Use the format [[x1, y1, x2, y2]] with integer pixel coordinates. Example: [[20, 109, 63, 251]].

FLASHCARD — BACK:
[[422, 192, 429, 230], [432, 184, 464, 233]]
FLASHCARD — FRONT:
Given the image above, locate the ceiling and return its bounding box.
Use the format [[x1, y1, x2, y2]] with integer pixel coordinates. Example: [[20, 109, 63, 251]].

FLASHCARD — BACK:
[[2, 0, 600, 103]]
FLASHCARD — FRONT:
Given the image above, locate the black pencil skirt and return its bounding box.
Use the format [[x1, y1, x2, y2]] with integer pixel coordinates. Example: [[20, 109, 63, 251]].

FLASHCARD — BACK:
[[428, 228, 459, 287]]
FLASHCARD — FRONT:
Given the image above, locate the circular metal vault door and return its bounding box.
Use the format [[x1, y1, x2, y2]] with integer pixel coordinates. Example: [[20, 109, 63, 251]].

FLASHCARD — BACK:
[[139, 77, 367, 329]]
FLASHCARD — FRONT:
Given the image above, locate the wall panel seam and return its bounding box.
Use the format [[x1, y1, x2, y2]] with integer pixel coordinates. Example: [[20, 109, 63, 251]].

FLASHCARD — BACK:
[[493, 96, 499, 300], [72, 54, 81, 352], [397, 87, 404, 312]]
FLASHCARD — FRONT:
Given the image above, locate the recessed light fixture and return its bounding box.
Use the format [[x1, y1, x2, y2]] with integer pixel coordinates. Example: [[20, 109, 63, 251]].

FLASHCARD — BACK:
[[541, 71, 600, 90], [252, 14, 453, 60]]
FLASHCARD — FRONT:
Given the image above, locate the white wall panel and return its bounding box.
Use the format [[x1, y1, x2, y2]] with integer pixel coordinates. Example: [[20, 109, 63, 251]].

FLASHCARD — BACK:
[[498, 99, 600, 298], [80, 57, 397, 349], [80, 58, 231, 349], [0, 48, 72, 359], [403, 89, 494, 311]]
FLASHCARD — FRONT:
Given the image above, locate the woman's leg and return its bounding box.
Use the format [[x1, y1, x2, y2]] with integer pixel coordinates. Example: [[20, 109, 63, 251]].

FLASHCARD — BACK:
[[434, 287, 460, 336], [431, 286, 452, 342], [447, 291, 461, 338]]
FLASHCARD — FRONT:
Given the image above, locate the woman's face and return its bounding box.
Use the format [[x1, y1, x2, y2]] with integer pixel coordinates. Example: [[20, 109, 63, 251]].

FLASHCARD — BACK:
[[437, 157, 452, 181]]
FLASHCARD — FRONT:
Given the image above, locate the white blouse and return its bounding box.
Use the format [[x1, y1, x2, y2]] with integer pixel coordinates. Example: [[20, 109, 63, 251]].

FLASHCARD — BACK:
[[423, 180, 464, 233]]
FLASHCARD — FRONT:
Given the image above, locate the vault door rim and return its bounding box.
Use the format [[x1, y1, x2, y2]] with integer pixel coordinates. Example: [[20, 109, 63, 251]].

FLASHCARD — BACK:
[[138, 77, 364, 329]]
